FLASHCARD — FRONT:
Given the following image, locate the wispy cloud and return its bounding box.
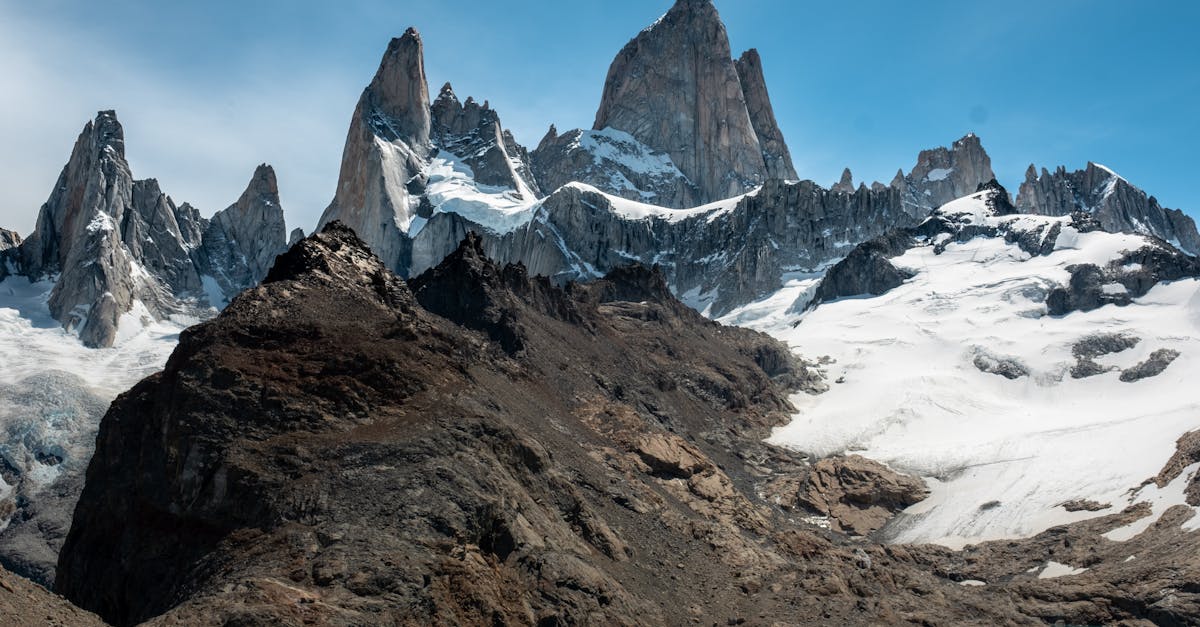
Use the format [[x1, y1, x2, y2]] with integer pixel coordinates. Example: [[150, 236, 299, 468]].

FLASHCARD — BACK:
[[0, 9, 358, 235]]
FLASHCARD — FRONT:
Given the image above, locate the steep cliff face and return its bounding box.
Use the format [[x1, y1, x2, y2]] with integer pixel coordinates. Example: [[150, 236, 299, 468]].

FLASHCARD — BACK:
[[6, 112, 289, 346], [17, 111, 170, 347], [318, 29, 432, 270], [405, 178, 912, 316], [1016, 162, 1200, 254], [591, 0, 793, 205]]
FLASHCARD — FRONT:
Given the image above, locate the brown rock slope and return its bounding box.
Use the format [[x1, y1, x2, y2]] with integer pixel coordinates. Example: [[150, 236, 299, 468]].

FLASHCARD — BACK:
[[0, 564, 105, 626], [55, 224, 1200, 626]]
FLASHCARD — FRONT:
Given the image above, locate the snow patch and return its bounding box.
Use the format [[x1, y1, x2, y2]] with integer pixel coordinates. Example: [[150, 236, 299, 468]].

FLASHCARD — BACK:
[[418, 151, 539, 235], [562, 182, 760, 224], [1102, 462, 1200, 541], [1038, 561, 1089, 579], [577, 128, 686, 180], [926, 168, 953, 182], [0, 276, 182, 396]]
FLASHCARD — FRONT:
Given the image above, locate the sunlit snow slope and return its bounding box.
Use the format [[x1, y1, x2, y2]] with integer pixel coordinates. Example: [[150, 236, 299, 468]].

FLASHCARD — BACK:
[[726, 192, 1200, 548]]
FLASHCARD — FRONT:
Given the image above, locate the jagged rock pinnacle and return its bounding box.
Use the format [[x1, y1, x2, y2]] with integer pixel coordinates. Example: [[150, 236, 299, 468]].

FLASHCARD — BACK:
[[833, 168, 855, 193], [318, 27, 433, 270], [201, 163, 288, 299], [368, 28, 432, 146]]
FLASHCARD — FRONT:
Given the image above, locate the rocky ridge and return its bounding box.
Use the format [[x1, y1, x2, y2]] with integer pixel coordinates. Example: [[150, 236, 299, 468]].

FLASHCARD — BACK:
[[430, 83, 539, 197], [1017, 161, 1200, 254], [53, 226, 1200, 626], [809, 181, 1200, 312]]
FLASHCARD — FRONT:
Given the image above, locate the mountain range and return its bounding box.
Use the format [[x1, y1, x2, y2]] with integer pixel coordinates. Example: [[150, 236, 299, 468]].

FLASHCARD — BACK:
[[1, 0, 1198, 624]]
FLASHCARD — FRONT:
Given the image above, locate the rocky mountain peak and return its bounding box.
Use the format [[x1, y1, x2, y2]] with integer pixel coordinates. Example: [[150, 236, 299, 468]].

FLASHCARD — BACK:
[[366, 29, 432, 146], [897, 133, 996, 214], [410, 232, 580, 354], [238, 163, 279, 205], [832, 168, 855, 193], [91, 110, 124, 155], [199, 163, 288, 300], [3, 110, 292, 347], [19, 111, 132, 280], [429, 83, 539, 197], [587, 263, 675, 306], [318, 27, 434, 270], [664, 0, 718, 18], [264, 221, 399, 292], [592, 0, 791, 205], [0, 229, 20, 250]]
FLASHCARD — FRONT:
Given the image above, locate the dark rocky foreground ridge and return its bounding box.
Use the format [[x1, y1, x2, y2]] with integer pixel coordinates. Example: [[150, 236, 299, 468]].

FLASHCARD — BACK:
[[52, 224, 1200, 626]]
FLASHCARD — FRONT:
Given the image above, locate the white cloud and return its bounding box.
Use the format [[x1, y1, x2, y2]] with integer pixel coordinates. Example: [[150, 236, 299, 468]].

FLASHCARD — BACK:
[[0, 9, 358, 236]]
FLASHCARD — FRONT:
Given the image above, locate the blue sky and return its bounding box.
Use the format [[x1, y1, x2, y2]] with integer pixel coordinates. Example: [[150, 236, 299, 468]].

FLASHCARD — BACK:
[[1, 0, 1197, 234]]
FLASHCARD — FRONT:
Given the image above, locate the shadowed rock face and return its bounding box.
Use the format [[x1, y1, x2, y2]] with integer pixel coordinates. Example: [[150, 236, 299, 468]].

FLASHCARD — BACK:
[[0, 230, 19, 281], [53, 225, 1200, 626], [199, 164, 290, 303], [592, 0, 793, 205]]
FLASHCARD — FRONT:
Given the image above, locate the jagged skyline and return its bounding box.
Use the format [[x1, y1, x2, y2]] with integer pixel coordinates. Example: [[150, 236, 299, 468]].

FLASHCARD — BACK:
[[1, 0, 1197, 233]]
